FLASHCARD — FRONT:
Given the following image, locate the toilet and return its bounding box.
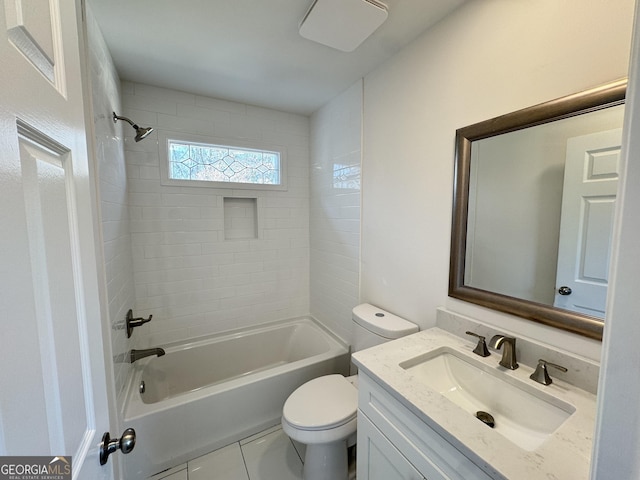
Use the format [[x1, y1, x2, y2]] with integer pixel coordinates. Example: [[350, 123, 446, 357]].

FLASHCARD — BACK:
[[281, 303, 418, 480]]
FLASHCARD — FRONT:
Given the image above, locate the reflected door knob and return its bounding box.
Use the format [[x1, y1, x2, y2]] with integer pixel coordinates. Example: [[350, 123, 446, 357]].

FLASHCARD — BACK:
[[558, 286, 572, 295], [100, 428, 136, 465]]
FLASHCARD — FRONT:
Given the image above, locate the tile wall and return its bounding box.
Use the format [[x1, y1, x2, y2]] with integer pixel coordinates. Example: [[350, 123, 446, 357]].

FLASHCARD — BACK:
[[121, 84, 311, 345], [86, 8, 137, 403], [309, 81, 362, 343]]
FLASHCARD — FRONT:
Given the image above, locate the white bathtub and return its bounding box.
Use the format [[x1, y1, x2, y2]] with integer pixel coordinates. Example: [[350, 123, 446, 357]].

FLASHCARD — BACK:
[[122, 317, 350, 479]]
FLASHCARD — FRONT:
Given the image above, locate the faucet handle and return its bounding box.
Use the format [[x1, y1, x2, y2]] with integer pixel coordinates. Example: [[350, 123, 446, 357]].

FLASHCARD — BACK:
[[126, 309, 153, 338], [465, 331, 490, 357], [530, 359, 568, 385]]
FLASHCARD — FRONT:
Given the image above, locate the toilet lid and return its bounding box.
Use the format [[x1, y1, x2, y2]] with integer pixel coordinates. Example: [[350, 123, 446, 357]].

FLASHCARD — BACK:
[[283, 375, 357, 431]]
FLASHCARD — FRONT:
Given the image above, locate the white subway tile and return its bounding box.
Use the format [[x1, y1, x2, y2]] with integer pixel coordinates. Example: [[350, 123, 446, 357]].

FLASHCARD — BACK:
[[218, 262, 263, 276], [129, 219, 184, 233], [176, 103, 231, 124], [213, 118, 262, 141], [120, 81, 134, 95], [130, 232, 163, 246], [127, 192, 162, 207], [201, 241, 250, 254], [183, 219, 224, 231], [181, 253, 234, 267], [133, 83, 196, 105], [122, 93, 177, 116], [124, 150, 160, 166], [216, 273, 252, 287], [144, 243, 202, 258], [128, 178, 165, 193], [195, 96, 247, 115], [157, 113, 215, 136], [124, 134, 159, 153], [162, 194, 216, 207], [141, 206, 201, 220], [139, 166, 160, 180], [220, 293, 265, 309], [121, 107, 158, 127], [126, 164, 140, 179], [234, 250, 277, 264], [199, 206, 225, 218], [163, 231, 216, 244], [262, 130, 309, 148]]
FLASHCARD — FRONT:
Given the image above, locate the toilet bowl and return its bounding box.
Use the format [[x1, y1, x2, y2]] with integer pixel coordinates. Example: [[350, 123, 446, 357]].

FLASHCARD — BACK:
[[282, 375, 357, 480], [281, 304, 418, 480]]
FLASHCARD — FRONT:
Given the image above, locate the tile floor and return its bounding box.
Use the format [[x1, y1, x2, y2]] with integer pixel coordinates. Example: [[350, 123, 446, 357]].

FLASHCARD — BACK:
[[148, 425, 306, 480]]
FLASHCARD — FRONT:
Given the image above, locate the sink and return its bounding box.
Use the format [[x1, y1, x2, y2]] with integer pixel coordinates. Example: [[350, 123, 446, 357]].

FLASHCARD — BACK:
[[400, 347, 576, 451]]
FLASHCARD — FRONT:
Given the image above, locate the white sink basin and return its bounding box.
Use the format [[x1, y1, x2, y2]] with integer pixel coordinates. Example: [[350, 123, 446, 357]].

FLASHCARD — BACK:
[[400, 347, 576, 451]]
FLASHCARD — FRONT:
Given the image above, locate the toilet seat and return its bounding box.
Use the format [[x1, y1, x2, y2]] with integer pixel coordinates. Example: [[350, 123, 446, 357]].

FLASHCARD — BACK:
[[283, 374, 357, 431]]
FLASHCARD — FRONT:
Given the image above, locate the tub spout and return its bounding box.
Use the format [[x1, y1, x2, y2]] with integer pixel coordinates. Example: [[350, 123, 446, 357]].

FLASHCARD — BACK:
[[130, 348, 165, 363]]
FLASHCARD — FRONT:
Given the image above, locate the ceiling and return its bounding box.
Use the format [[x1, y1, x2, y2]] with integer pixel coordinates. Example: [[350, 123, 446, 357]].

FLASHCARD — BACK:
[[88, 0, 466, 115]]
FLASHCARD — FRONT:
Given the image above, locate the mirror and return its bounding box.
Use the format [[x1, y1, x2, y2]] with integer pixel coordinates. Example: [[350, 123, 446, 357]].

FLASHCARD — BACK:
[[450, 80, 626, 340]]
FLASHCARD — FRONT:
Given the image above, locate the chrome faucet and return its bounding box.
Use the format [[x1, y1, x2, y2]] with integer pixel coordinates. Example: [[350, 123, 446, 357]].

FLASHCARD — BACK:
[[489, 335, 518, 370], [130, 348, 165, 363]]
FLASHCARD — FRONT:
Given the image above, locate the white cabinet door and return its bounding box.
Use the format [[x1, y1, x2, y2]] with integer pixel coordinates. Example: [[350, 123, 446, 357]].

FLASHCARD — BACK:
[[0, 0, 116, 478], [358, 413, 425, 480]]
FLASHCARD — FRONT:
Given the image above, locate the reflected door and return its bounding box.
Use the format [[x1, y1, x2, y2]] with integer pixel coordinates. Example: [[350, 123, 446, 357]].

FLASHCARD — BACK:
[[554, 129, 622, 317]]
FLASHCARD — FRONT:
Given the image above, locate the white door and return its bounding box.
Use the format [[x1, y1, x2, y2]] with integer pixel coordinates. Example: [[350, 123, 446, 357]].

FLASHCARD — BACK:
[[554, 128, 622, 318], [0, 0, 116, 479]]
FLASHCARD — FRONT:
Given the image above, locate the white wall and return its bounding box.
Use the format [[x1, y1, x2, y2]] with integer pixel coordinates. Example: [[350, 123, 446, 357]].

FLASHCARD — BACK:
[[309, 81, 362, 342], [121, 85, 310, 345], [86, 9, 137, 406], [360, 0, 634, 360]]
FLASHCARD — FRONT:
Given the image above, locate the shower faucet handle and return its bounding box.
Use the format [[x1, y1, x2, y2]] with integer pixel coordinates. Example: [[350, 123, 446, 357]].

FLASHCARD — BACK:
[[126, 309, 153, 338], [465, 331, 490, 357]]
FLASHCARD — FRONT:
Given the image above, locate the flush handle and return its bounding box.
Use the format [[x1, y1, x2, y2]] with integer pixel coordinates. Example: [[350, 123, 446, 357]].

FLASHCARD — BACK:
[[100, 428, 136, 466], [558, 286, 572, 295]]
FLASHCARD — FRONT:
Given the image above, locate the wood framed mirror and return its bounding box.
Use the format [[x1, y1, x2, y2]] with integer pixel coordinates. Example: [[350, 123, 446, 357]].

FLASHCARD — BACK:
[[449, 80, 626, 340]]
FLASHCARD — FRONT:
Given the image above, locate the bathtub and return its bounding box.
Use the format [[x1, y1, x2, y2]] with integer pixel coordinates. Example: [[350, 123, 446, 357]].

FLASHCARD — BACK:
[[122, 316, 350, 478]]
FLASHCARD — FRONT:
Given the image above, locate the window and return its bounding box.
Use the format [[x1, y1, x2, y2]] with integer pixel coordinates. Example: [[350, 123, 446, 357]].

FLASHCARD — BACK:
[[160, 132, 286, 190]]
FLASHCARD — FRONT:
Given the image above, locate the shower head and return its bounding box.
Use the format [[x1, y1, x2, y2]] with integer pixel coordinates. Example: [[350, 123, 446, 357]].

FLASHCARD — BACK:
[[134, 125, 154, 142], [113, 112, 154, 142]]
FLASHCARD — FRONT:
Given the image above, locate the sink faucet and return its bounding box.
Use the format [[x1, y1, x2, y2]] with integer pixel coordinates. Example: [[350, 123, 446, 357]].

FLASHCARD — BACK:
[[489, 335, 518, 370], [130, 348, 165, 363]]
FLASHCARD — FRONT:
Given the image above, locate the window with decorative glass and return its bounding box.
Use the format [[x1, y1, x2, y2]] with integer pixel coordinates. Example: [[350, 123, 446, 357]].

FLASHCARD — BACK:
[[160, 134, 285, 190]]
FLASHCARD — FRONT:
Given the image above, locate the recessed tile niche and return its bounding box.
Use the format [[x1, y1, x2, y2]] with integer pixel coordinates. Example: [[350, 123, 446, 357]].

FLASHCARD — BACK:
[[224, 197, 258, 240]]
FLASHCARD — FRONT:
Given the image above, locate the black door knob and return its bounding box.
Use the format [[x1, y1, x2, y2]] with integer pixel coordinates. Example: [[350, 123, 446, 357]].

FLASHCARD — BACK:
[[558, 286, 572, 295]]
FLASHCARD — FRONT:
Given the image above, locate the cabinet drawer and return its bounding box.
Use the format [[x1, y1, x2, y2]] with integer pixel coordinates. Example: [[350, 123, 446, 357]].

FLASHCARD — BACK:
[[359, 373, 497, 480]]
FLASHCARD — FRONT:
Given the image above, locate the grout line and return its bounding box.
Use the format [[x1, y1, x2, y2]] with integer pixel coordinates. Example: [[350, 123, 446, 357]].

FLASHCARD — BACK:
[[239, 440, 251, 480], [239, 423, 282, 446], [289, 437, 304, 464]]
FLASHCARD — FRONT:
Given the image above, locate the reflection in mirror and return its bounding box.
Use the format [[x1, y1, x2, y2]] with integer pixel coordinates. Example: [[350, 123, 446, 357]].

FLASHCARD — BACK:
[[450, 80, 626, 340]]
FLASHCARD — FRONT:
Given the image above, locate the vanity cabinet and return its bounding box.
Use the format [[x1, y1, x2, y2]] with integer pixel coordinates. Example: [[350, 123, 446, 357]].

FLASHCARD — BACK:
[[358, 413, 425, 479], [357, 372, 496, 480]]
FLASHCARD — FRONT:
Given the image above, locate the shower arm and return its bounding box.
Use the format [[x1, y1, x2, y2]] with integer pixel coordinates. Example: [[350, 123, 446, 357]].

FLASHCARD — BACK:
[[113, 112, 138, 128], [112, 111, 154, 142]]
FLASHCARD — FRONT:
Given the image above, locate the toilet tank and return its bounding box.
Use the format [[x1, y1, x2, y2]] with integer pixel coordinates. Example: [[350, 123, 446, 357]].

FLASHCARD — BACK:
[[351, 303, 418, 352]]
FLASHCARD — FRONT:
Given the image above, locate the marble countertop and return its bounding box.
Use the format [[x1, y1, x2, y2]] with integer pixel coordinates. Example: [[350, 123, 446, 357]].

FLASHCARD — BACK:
[[352, 327, 597, 480]]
